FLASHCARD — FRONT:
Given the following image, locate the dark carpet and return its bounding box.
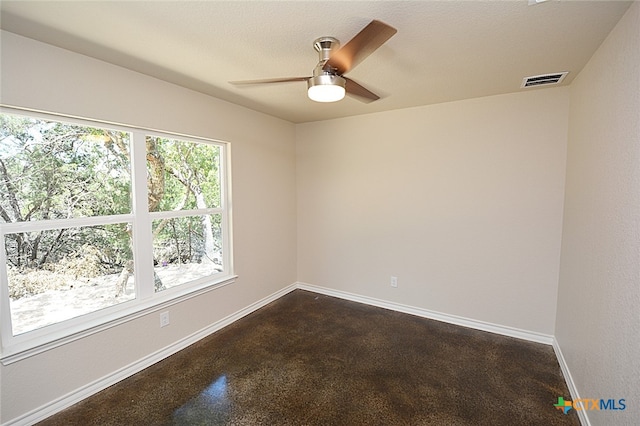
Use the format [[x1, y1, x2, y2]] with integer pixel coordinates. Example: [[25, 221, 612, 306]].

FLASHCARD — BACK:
[[38, 290, 580, 425]]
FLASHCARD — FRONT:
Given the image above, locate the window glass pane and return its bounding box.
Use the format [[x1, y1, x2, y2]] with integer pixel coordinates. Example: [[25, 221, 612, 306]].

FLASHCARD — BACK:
[[5, 223, 134, 335], [0, 113, 131, 222], [152, 214, 222, 291], [146, 136, 220, 212], [0, 110, 231, 348]]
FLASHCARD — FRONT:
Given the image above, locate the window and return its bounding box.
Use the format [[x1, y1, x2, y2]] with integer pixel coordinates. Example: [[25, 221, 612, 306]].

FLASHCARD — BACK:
[[147, 137, 225, 290], [0, 109, 233, 361]]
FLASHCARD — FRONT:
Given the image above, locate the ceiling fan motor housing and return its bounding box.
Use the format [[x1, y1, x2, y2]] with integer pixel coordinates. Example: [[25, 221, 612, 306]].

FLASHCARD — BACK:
[[308, 73, 346, 89], [312, 37, 341, 78], [313, 36, 340, 62], [308, 36, 346, 102]]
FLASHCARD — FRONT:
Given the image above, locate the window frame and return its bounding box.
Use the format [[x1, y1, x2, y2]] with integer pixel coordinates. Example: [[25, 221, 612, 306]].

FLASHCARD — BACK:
[[0, 107, 235, 364]]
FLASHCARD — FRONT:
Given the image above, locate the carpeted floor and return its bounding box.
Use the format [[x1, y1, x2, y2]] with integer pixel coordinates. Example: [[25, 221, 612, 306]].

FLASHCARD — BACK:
[[38, 290, 580, 425]]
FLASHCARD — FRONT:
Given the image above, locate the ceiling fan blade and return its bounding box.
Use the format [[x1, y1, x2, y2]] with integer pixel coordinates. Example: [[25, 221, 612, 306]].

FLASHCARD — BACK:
[[230, 77, 309, 85], [324, 20, 397, 75], [344, 77, 380, 103]]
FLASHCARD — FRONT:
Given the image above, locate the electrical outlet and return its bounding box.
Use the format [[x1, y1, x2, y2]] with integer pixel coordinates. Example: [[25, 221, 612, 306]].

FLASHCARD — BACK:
[[160, 311, 170, 327], [390, 276, 398, 288]]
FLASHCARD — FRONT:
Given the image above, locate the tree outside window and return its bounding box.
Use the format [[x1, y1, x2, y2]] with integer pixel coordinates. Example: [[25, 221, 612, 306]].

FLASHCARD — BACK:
[[0, 112, 230, 342]]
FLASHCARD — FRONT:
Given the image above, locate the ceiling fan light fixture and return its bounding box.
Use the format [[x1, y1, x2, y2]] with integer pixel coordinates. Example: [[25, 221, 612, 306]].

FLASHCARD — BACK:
[[307, 74, 346, 102]]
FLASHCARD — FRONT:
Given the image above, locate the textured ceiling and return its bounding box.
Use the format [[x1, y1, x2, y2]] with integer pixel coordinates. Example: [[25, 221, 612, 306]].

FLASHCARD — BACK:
[[0, 1, 632, 123]]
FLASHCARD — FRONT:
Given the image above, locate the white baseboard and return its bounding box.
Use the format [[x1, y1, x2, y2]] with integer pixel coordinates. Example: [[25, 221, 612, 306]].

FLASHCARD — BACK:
[[295, 282, 554, 345], [4, 283, 298, 426], [552, 338, 589, 426], [7, 282, 579, 426]]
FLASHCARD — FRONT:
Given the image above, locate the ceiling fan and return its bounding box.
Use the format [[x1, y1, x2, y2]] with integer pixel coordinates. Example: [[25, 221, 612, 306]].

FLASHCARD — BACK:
[[230, 20, 397, 103]]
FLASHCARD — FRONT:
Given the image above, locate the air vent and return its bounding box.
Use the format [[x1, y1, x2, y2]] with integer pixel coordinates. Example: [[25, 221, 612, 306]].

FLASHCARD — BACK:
[[521, 72, 569, 88]]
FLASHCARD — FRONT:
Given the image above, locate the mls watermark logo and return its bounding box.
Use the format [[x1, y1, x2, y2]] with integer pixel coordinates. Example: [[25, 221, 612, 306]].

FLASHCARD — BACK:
[[554, 397, 573, 414], [554, 397, 626, 414]]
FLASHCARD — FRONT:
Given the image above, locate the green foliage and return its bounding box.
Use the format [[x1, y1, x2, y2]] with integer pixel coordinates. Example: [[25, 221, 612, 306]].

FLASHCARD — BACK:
[[1, 113, 132, 269], [148, 136, 220, 211], [152, 214, 222, 265], [147, 137, 221, 266], [0, 114, 131, 222], [1, 113, 222, 276]]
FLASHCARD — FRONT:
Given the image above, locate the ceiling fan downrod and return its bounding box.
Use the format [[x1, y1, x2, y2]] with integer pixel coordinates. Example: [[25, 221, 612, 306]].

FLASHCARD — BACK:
[[308, 36, 346, 102]]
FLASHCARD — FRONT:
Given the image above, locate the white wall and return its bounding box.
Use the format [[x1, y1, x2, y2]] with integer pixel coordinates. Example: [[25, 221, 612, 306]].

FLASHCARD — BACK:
[[297, 88, 569, 335], [2, 3, 637, 422], [0, 31, 297, 424], [556, 2, 640, 424]]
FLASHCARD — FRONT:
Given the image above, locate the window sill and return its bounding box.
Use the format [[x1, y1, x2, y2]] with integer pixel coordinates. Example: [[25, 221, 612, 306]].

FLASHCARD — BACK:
[[1, 274, 237, 365]]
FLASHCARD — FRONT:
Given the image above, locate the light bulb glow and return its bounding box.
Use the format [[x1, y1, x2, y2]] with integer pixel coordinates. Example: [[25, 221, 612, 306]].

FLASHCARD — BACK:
[[307, 74, 346, 102], [308, 85, 345, 102]]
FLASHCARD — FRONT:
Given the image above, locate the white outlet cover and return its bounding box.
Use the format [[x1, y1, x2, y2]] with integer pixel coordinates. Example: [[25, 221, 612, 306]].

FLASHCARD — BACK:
[[160, 312, 170, 327]]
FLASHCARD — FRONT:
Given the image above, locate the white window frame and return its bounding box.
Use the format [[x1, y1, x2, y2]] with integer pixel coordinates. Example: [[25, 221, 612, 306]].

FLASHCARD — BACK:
[[0, 107, 235, 364]]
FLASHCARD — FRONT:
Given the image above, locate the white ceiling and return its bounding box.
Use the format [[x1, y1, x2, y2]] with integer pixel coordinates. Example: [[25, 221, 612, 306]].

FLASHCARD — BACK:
[[0, 1, 632, 124]]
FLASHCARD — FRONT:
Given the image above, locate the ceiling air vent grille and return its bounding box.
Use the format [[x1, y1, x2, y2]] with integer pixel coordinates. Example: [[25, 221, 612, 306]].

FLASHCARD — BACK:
[[521, 72, 569, 88]]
